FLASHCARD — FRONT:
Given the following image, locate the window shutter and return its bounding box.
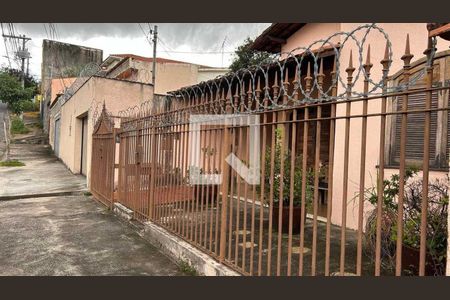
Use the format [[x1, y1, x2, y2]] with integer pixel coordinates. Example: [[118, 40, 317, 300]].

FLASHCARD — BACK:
[[392, 89, 439, 168]]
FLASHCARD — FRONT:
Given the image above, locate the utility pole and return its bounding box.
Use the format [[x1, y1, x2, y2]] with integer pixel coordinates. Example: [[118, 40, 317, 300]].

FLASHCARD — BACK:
[[26, 55, 30, 77], [2, 33, 31, 88], [150, 25, 158, 86]]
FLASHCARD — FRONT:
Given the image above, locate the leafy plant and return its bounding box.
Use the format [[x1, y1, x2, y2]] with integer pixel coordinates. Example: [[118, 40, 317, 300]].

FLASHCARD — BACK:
[[10, 116, 30, 134], [261, 128, 314, 208], [0, 70, 36, 114], [363, 167, 448, 275], [20, 100, 39, 112], [177, 259, 198, 276]]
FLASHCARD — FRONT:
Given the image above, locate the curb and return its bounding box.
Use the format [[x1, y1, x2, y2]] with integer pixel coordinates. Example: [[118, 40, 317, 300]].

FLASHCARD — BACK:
[[111, 203, 240, 276], [0, 190, 88, 201]]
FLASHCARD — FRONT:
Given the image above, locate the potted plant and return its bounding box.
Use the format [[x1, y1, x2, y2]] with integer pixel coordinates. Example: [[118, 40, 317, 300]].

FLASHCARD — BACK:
[[363, 167, 448, 275], [262, 128, 314, 234]]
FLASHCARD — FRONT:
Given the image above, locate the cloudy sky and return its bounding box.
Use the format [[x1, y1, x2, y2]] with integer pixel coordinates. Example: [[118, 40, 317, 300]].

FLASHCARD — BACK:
[[0, 23, 270, 80]]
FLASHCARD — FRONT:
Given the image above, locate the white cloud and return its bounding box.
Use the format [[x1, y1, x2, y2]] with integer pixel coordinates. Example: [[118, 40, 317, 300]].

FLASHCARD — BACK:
[[0, 23, 270, 80]]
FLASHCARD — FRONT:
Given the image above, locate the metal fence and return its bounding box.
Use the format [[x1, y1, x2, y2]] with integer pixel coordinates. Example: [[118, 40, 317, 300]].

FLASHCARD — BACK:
[[91, 26, 449, 276]]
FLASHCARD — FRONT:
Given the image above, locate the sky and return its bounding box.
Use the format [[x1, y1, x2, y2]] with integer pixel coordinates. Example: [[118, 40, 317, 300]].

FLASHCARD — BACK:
[[0, 23, 270, 81]]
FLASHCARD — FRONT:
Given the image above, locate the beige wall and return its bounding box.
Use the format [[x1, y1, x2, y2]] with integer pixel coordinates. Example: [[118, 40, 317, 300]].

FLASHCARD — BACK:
[[154, 62, 199, 94], [104, 56, 229, 95], [281, 23, 450, 229], [197, 68, 230, 83], [55, 76, 153, 186]]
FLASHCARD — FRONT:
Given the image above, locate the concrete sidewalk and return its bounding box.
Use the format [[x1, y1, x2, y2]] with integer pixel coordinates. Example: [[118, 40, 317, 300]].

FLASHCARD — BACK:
[[0, 195, 182, 275], [0, 143, 86, 198]]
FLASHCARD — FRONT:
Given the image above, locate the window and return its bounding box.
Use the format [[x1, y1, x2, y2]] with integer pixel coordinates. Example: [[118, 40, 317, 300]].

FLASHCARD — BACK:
[[387, 54, 450, 170]]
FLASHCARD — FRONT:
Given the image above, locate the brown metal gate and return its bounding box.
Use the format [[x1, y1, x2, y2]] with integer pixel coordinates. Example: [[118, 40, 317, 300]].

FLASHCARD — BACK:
[[91, 107, 116, 207]]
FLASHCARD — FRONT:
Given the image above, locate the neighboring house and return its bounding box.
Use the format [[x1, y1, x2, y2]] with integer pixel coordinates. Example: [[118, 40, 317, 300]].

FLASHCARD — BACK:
[[49, 75, 153, 185], [48, 77, 76, 152], [98, 54, 229, 94], [41, 40, 103, 134]]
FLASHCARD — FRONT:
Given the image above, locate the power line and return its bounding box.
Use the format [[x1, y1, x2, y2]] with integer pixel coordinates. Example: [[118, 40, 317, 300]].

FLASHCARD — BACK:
[[156, 49, 234, 54], [43, 23, 68, 91], [1, 23, 12, 68]]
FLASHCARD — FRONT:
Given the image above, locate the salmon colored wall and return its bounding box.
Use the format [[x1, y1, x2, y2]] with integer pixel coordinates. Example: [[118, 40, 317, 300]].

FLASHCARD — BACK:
[[333, 23, 449, 229], [50, 78, 76, 104], [279, 23, 450, 229]]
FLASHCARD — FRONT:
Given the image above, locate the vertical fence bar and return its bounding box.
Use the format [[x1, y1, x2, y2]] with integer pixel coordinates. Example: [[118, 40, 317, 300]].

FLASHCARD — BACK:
[[375, 42, 391, 276], [227, 89, 236, 260], [325, 57, 337, 276], [219, 91, 232, 262], [277, 72, 286, 276], [258, 79, 268, 276], [241, 82, 250, 273], [287, 70, 299, 276], [356, 46, 372, 275], [311, 59, 325, 276], [419, 39, 434, 276], [395, 36, 413, 275], [299, 62, 312, 276], [340, 51, 355, 275], [248, 81, 257, 275], [233, 86, 242, 265], [267, 110, 277, 276]]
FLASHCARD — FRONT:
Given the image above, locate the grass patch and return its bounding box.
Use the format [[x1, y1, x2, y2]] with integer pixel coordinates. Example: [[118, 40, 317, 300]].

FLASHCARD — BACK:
[[10, 116, 30, 134], [0, 159, 25, 167], [83, 191, 92, 196], [178, 259, 198, 276]]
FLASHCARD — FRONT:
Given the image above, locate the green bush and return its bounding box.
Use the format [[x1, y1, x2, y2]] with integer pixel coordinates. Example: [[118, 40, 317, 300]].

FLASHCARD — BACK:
[[10, 116, 30, 134], [21, 100, 39, 112], [261, 128, 315, 208], [363, 167, 448, 275]]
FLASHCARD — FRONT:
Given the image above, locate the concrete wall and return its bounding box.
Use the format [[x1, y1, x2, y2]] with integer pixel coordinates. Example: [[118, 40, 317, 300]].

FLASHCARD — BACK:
[[154, 62, 199, 94], [41, 40, 103, 133], [197, 68, 230, 83], [104, 57, 228, 95], [280, 23, 450, 229], [55, 76, 153, 185]]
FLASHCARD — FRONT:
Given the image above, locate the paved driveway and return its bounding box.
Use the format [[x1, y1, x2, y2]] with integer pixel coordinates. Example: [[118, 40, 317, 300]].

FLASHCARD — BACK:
[[0, 195, 182, 275], [0, 144, 86, 198], [0, 142, 182, 276]]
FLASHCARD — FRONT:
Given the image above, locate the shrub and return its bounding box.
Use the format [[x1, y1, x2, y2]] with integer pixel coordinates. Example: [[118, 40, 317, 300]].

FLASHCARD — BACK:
[[21, 100, 39, 112], [10, 116, 30, 134], [261, 128, 314, 208], [363, 167, 448, 275]]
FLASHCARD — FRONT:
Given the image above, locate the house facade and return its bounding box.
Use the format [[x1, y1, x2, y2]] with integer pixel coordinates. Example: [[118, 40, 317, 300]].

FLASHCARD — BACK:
[[49, 76, 153, 184], [250, 23, 450, 229]]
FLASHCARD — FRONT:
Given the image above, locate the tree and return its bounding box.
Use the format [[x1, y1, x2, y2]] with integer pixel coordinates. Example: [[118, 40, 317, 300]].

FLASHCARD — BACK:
[[229, 38, 272, 73], [2, 67, 39, 95], [0, 70, 35, 114]]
